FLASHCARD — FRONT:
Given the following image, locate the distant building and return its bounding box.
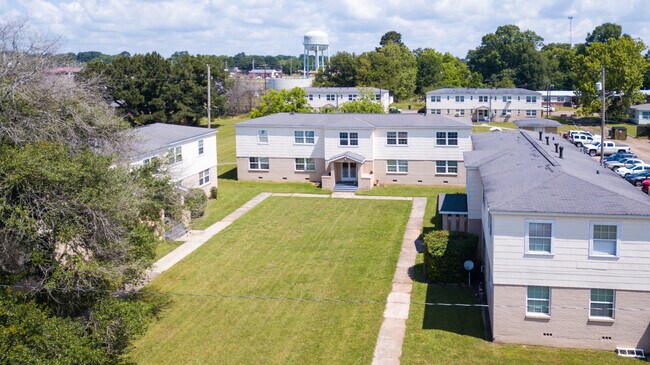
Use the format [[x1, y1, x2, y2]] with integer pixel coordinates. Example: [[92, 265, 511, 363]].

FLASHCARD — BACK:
[[537, 90, 576, 106], [248, 69, 282, 79], [235, 113, 471, 191], [304, 87, 392, 112], [426, 88, 542, 122], [464, 129, 650, 351], [630, 103, 650, 125], [46, 66, 82, 79], [129, 123, 217, 194]]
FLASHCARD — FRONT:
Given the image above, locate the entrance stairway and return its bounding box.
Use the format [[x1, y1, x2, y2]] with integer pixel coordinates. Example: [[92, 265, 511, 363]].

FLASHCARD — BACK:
[[333, 181, 358, 192]]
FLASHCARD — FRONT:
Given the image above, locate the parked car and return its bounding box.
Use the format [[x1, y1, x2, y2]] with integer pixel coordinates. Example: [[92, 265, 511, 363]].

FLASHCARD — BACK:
[[605, 152, 637, 162], [625, 170, 650, 186], [605, 158, 644, 172], [616, 163, 650, 177], [572, 134, 598, 147], [643, 180, 650, 194], [584, 141, 631, 156], [542, 105, 555, 112]]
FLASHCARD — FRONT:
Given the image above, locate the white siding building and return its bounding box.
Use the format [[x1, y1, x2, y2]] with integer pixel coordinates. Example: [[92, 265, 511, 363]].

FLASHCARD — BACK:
[[631, 104, 650, 125], [426, 88, 542, 122], [464, 129, 650, 351], [235, 113, 472, 191], [305, 87, 393, 112], [130, 123, 218, 194]]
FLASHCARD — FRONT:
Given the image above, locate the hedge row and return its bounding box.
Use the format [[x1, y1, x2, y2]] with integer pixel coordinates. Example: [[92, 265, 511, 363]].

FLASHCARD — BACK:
[[423, 230, 478, 283]]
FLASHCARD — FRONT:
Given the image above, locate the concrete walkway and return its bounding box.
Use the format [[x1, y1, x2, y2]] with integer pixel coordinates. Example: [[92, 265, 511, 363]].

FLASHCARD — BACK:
[[138, 192, 271, 287], [372, 197, 427, 365]]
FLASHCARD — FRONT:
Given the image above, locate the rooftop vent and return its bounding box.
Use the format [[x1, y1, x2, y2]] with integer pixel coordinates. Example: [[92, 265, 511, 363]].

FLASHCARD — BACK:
[[538, 131, 543, 141], [545, 136, 549, 145], [559, 146, 564, 159], [554, 143, 559, 153]]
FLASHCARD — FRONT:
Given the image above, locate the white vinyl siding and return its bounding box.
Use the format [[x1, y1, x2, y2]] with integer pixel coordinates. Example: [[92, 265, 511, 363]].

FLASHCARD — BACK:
[[294, 130, 315, 144], [525, 220, 553, 254], [436, 160, 458, 174], [590, 222, 619, 257], [249, 157, 269, 170], [387, 160, 408, 173], [258, 129, 269, 144], [198, 168, 210, 186], [294, 158, 316, 172], [590, 289, 615, 319], [526, 286, 550, 315]]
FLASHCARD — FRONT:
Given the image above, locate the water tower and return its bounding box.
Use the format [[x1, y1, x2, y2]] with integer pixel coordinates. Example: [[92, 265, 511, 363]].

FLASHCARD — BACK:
[[303, 30, 330, 77]]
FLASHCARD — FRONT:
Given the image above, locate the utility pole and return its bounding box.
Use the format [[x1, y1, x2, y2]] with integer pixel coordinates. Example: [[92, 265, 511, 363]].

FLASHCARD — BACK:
[[569, 16, 574, 48], [207, 64, 212, 129], [598, 65, 606, 165]]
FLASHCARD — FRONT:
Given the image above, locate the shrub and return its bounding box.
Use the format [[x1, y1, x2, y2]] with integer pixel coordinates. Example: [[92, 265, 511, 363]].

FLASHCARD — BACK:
[[185, 188, 208, 219], [209, 186, 218, 200], [423, 230, 478, 283], [637, 124, 650, 138]]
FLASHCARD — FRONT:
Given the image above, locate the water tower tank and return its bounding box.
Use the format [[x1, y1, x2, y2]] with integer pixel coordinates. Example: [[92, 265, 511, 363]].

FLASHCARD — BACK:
[[302, 31, 330, 76], [303, 30, 329, 50]]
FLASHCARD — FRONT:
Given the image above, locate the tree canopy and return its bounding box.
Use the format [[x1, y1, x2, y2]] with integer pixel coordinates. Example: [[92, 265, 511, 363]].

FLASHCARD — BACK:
[[338, 90, 385, 113], [250, 88, 311, 118], [416, 48, 482, 93], [357, 40, 417, 101], [380, 31, 404, 47], [585, 23, 623, 46], [314, 51, 357, 87]]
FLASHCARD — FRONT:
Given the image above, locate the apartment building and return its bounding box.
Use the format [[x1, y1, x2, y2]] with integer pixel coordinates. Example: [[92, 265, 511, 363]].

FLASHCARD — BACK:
[[464, 129, 650, 351], [304, 87, 392, 112], [426, 88, 542, 122], [235, 113, 472, 191]]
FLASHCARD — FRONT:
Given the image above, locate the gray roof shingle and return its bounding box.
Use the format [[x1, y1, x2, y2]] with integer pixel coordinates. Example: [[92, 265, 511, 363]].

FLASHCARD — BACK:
[[304, 87, 387, 93], [129, 123, 216, 158], [514, 118, 562, 128], [631, 103, 650, 111], [464, 130, 650, 216], [235, 113, 473, 129], [426, 88, 541, 96]]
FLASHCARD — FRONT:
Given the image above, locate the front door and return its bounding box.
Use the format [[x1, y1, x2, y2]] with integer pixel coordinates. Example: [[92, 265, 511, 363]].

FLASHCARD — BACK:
[[477, 110, 488, 122], [341, 162, 357, 182]]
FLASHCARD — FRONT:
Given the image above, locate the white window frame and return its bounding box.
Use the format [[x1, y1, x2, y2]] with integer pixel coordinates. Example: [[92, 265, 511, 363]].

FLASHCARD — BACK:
[[248, 157, 269, 171], [479, 95, 488, 103], [308, 94, 313, 101], [526, 286, 551, 316], [455, 95, 465, 103], [198, 168, 210, 186], [339, 132, 359, 146], [524, 219, 554, 255], [502, 96, 512, 102], [387, 159, 408, 174], [430, 109, 441, 114], [642, 111, 650, 120], [526, 110, 537, 116], [294, 130, 315, 144], [501, 109, 512, 116], [430, 95, 441, 102], [455, 109, 465, 116], [590, 289, 615, 319], [198, 139, 205, 156], [589, 222, 620, 258], [435, 131, 458, 146], [436, 160, 458, 175], [375, 93, 381, 101], [294, 158, 316, 172], [258, 129, 269, 144], [387, 131, 408, 146], [526, 95, 538, 103], [168, 146, 182, 164]]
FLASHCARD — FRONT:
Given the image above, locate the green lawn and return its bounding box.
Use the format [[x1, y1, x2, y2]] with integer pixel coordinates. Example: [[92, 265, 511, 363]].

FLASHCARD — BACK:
[[401, 256, 634, 364], [130, 197, 412, 364], [211, 115, 251, 164], [154, 240, 183, 261], [191, 165, 328, 230]]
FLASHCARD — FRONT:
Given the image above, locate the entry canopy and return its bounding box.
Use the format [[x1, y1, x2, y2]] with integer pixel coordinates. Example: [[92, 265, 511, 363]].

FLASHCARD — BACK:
[[328, 151, 366, 164]]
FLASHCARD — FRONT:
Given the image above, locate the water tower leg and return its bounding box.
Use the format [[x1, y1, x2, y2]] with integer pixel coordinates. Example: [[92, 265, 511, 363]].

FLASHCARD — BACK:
[[315, 45, 319, 71], [303, 47, 307, 78]]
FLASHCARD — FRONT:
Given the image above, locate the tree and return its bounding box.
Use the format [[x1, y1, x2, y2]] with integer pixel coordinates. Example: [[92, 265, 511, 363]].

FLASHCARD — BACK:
[[573, 35, 648, 118], [338, 90, 385, 113], [250, 88, 311, 118], [380, 31, 403, 47], [466, 25, 548, 89], [225, 75, 262, 115], [586, 23, 623, 46], [356, 41, 417, 101], [416, 49, 478, 93], [541, 43, 577, 90], [314, 51, 357, 87]]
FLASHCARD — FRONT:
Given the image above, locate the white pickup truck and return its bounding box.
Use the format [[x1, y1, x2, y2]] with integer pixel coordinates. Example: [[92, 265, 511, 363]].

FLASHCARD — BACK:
[[584, 141, 631, 156]]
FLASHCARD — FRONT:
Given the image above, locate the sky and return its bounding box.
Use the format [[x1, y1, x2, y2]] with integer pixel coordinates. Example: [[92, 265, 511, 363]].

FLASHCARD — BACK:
[[2, 0, 650, 58]]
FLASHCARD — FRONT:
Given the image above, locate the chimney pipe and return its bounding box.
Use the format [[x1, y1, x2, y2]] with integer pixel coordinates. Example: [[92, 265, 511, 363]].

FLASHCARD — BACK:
[[559, 146, 564, 159], [545, 136, 549, 145], [554, 143, 559, 153], [538, 131, 543, 141]]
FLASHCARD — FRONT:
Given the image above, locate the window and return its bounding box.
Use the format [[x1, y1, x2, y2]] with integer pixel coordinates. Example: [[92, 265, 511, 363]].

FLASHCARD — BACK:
[[430, 109, 441, 114], [501, 109, 512, 116], [387, 160, 408, 173], [526, 220, 553, 254], [339, 132, 359, 146], [258, 129, 269, 144], [348, 94, 357, 101], [430, 95, 441, 102], [375, 93, 381, 101], [502, 96, 512, 102], [590, 223, 619, 257], [143, 156, 157, 165], [526, 95, 538, 103], [199, 168, 210, 185], [168, 146, 182, 164], [455, 109, 465, 116], [455, 95, 465, 102], [249, 157, 269, 170], [526, 110, 537, 116], [197, 139, 205, 155], [590, 289, 615, 318], [642, 111, 650, 119], [387, 131, 408, 145], [436, 161, 458, 174], [479, 95, 488, 102], [436, 131, 458, 146], [527, 286, 550, 315], [295, 158, 316, 172], [308, 94, 314, 101], [326, 94, 335, 101], [294, 130, 315, 144]]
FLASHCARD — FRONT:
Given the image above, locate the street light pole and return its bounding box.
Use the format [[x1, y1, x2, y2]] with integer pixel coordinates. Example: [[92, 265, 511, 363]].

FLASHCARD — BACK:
[[599, 66, 606, 165]]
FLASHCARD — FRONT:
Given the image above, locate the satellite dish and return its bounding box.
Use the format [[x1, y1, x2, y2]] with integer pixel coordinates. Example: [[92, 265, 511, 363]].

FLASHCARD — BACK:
[[464, 260, 474, 271]]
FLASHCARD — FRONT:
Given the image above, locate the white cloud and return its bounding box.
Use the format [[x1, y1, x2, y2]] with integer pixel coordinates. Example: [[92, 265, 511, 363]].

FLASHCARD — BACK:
[[2, 0, 650, 57]]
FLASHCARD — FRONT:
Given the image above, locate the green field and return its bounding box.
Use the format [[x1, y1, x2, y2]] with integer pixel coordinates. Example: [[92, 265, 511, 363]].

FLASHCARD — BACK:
[[154, 240, 183, 261], [130, 197, 412, 364]]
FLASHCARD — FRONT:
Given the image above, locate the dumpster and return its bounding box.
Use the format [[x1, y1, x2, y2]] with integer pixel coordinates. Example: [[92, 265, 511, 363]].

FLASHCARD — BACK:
[[610, 126, 627, 140]]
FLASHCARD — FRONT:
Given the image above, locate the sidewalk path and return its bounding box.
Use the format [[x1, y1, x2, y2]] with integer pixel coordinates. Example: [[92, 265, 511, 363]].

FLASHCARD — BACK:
[[372, 197, 427, 365]]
